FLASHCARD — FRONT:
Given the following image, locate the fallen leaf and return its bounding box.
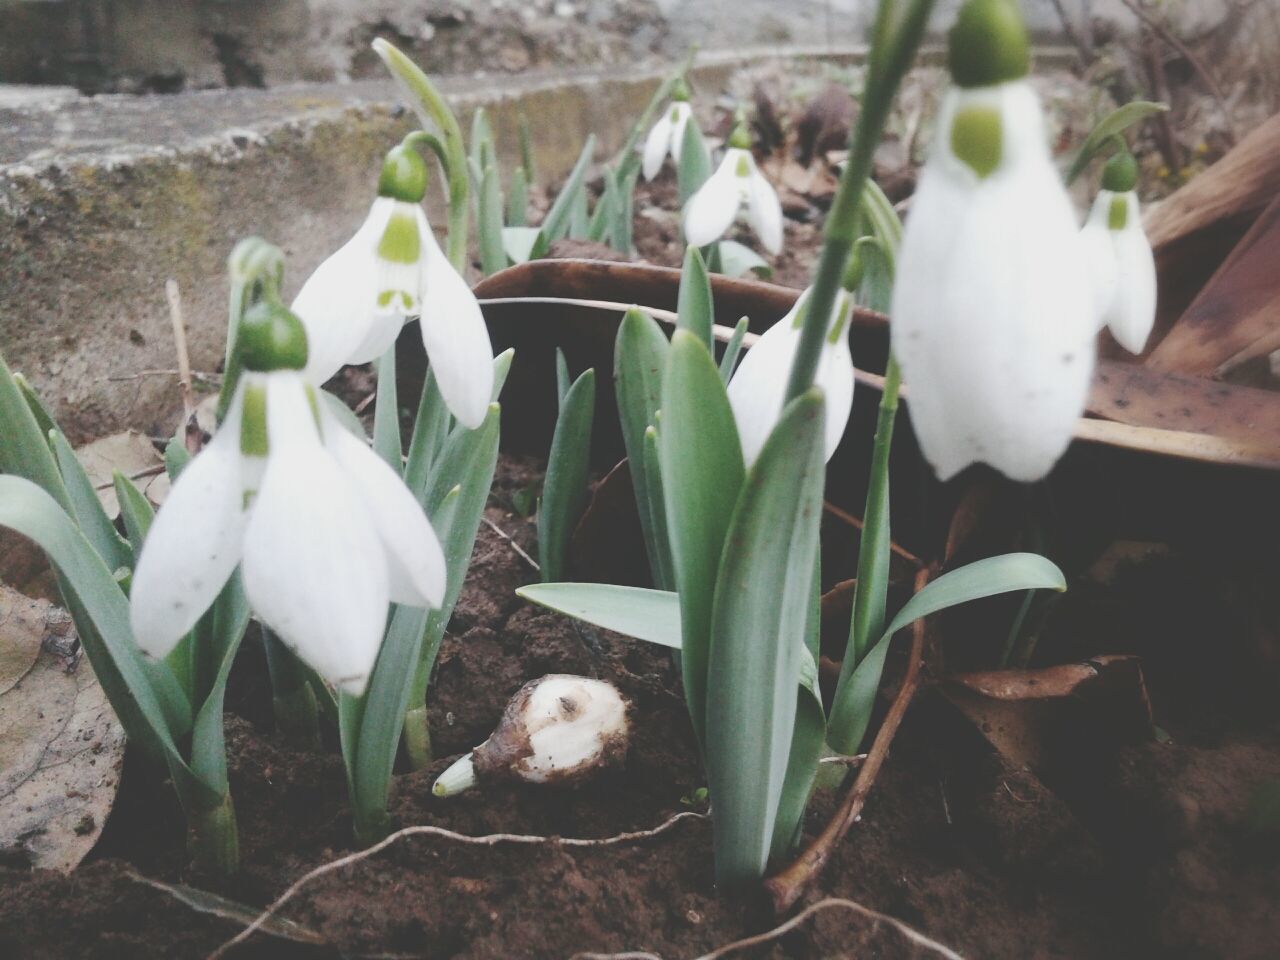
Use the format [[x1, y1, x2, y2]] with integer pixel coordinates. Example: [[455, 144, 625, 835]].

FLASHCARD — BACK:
[[0, 587, 43, 695], [74, 429, 161, 518], [0, 586, 125, 872]]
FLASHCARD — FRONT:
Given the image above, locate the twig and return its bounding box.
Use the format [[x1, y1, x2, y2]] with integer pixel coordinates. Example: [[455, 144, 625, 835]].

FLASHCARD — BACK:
[[209, 812, 706, 958], [822, 501, 922, 568], [763, 564, 932, 914], [693, 897, 964, 960], [481, 516, 540, 571], [1048, 0, 1094, 66], [106, 369, 221, 383], [165, 279, 196, 423], [819, 753, 868, 767], [572, 953, 664, 960], [1118, 0, 1237, 145], [93, 463, 167, 491]]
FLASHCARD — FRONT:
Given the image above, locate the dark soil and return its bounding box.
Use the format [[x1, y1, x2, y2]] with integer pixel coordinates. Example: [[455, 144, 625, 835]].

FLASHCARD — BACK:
[[1, 452, 1276, 959]]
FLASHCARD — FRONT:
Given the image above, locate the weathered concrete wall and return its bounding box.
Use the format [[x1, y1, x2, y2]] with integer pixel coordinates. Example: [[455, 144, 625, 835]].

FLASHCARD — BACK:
[[0, 51, 857, 442]]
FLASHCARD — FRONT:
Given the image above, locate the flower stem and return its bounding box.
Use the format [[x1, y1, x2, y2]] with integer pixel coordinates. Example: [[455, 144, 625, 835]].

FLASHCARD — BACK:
[[783, 0, 935, 403], [262, 627, 322, 752], [402, 657, 433, 771], [188, 792, 240, 875]]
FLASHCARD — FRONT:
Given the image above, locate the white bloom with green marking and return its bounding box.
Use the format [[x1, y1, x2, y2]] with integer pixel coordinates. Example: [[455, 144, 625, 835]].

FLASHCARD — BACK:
[[642, 100, 694, 180], [727, 288, 854, 468], [129, 304, 445, 696], [683, 123, 783, 254], [1079, 151, 1156, 355], [892, 0, 1095, 483], [291, 141, 494, 429]]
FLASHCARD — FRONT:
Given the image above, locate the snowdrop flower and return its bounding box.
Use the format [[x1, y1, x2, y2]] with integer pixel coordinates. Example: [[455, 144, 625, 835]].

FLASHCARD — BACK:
[[642, 78, 694, 180], [130, 301, 446, 696], [727, 287, 855, 468], [291, 138, 494, 428], [1079, 150, 1157, 354], [891, 0, 1095, 483], [434, 675, 630, 796], [683, 122, 783, 254]]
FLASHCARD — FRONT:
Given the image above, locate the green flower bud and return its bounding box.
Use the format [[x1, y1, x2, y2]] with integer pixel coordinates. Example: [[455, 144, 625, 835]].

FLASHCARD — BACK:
[[728, 120, 752, 151], [238, 301, 309, 373], [670, 76, 692, 102], [1101, 149, 1139, 193], [948, 0, 1030, 88], [377, 143, 429, 203]]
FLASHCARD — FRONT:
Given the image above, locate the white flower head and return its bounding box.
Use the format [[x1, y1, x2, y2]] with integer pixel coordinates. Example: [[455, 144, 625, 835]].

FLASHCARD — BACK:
[[642, 79, 694, 180], [129, 302, 446, 696], [683, 122, 783, 254], [1079, 151, 1156, 354], [891, 0, 1095, 483], [727, 288, 855, 468], [291, 139, 494, 428]]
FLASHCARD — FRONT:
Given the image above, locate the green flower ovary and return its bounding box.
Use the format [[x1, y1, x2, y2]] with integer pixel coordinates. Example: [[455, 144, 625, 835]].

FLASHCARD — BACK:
[[238, 301, 309, 373], [377, 143, 428, 203], [948, 0, 1030, 88]]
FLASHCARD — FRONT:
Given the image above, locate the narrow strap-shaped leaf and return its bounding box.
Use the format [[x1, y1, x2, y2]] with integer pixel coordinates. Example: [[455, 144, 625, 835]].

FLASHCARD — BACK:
[[642, 425, 675, 591], [0, 476, 217, 809], [542, 135, 597, 243], [112, 471, 154, 557], [501, 226, 546, 265], [492, 348, 514, 401], [516, 583, 681, 646], [0, 352, 71, 511], [555, 348, 571, 410], [660, 330, 745, 746], [320, 389, 368, 440], [718, 316, 750, 384], [613, 309, 670, 588], [1064, 101, 1168, 185], [188, 574, 250, 795], [828, 553, 1067, 753], [478, 163, 508, 276], [539, 369, 595, 582], [469, 107, 496, 186], [350, 489, 461, 835], [612, 167, 638, 255], [677, 120, 712, 206], [568, 182, 591, 240], [587, 187, 615, 244], [404, 368, 450, 495], [49, 429, 132, 572], [706, 388, 825, 891], [373, 343, 402, 473], [677, 246, 715, 351], [507, 166, 529, 227], [13, 372, 57, 439]]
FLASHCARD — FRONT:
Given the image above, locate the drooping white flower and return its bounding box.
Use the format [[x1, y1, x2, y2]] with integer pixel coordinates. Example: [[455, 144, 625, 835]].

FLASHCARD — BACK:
[[129, 303, 446, 696], [891, 0, 1095, 483], [291, 140, 494, 429], [1079, 151, 1156, 354], [683, 123, 783, 254], [434, 675, 630, 796], [727, 288, 855, 468], [642, 94, 694, 180]]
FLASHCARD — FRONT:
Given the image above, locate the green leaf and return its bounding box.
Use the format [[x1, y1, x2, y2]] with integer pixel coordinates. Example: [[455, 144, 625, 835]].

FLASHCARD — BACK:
[[568, 182, 591, 240], [642, 425, 674, 592], [659, 330, 745, 746], [404, 368, 450, 496], [555, 348, 571, 410], [507, 166, 529, 227], [0, 476, 217, 810], [469, 107, 496, 185], [853, 236, 894, 313], [519, 110, 536, 183], [717, 240, 772, 279], [373, 343, 402, 473], [718, 316, 749, 384], [1064, 101, 1168, 185], [491, 347, 514, 402], [587, 185, 615, 244], [516, 583, 681, 647], [828, 553, 1067, 753], [677, 246, 715, 350], [677, 120, 712, 206], [188, 574, 250, 792], [0, 352, 71, 512], [538, 369, 595, 582], [112, 471, 154, 558], [502, 226, 545, 265], [705, 389, 825, 891], [320, 389, 368, 441], [49, 430, 132, 573], [478, 163, 508, 275], [613, 309, 672, 589], [612, 167, 638, 254], [543, 135, 597, 243]]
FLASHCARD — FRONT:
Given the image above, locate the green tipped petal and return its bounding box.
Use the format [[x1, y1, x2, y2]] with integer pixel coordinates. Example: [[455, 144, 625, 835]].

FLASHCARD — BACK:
[[950, 104, 1003, 178], [948, 0, 1030, 88], [239, 301, 309, 373], [377, 143, 429, 203]]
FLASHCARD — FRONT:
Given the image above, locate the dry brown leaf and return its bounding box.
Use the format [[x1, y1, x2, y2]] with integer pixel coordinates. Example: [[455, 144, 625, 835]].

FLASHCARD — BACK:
[[0, 586, 124, 871], [74, 429, 162, 517], [0, 587, 43, 695]]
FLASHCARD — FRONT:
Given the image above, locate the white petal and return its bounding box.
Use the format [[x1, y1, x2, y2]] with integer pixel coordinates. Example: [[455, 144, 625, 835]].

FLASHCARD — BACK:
[[129, 395, 246, 659], [746, 164, 784, 255], [418, 221, 495, 429], [683, 151, 744, 248], [668, 103, 693, 165], [892, 81, 1095, 483], [642, 111, 674, 181], [346, 313, 405, 366], [727, 305, 802, 468], [325, 411, 446, 608], [1107, 205, 1157, 354], [1079, 201, 1120, 332], [241, 374, 389, 696], [814, 298, 856, 462], [292, 199, 393, 385]]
